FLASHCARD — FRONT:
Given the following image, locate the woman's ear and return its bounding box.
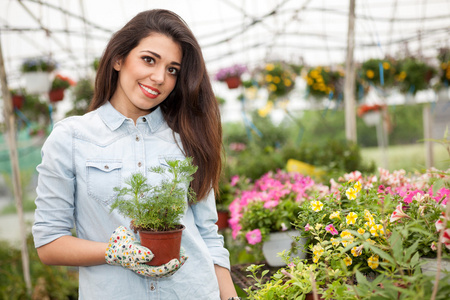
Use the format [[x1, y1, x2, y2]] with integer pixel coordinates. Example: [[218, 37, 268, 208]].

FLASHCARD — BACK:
[[113, 58, 122, 71]]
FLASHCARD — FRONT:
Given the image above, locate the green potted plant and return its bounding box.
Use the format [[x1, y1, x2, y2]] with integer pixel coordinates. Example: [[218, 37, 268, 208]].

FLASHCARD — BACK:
[[49, 74, 74, 102], [21, 57, 57, 94], [111, 157, 197, 266], [395, 57, 436, 95]]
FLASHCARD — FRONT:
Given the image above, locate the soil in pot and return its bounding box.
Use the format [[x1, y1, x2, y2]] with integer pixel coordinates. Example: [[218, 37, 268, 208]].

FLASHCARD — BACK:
[[139, 225, 185, 266]]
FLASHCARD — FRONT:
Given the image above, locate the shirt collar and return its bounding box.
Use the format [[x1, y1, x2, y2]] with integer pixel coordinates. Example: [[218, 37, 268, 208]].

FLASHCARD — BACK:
[[98, 101, 165, 132]]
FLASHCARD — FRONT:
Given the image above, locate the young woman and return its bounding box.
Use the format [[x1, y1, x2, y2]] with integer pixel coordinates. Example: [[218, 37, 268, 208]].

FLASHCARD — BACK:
[[32, 9, 240, 300]]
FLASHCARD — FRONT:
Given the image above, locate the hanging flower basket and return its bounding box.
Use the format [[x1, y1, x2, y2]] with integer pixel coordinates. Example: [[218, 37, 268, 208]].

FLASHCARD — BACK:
[[215, 64, 247, 90], [23, 71, 52, 94], [362, 111, 381, 126], [357, 104, 385, 126], [49, 88, 65, 102], [225, 76, 241, 89]]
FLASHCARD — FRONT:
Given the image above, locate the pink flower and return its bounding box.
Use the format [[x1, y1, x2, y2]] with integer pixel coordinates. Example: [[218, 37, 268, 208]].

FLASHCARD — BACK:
[[230, 175, 240, 187], [442, 229, 450, 250], [435, 219, 445, 232], [246, 229, 262, 245], [389, 204, 411, 223], [263, 199, 279, 209], [304, 224, 311, 231], [281, 222, 288, 231], [325, 224, 339, 235]]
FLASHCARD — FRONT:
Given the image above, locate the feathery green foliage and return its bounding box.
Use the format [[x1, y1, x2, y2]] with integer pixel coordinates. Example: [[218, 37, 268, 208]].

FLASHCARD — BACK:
[[111, 157, 198, 232]]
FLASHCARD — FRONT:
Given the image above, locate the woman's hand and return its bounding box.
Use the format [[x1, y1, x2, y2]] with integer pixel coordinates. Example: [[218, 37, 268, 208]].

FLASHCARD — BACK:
[[105, 226, 187, 277]]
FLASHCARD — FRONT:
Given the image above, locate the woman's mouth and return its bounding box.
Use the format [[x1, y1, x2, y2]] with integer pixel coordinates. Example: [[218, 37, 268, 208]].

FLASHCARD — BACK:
[[139, 83, 160, 98]]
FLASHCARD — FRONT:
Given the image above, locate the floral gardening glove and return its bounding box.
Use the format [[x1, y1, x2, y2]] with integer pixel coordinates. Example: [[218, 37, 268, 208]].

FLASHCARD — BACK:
[[105, 226, 187, 277]]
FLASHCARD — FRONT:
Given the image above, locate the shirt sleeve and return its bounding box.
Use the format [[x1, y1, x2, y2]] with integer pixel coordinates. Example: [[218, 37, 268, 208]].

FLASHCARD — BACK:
[[32, 121, 76, 248], [190, 190, 231, 270]]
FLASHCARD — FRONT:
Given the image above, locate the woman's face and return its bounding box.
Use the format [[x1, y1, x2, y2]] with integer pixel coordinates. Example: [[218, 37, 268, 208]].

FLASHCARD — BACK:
[[110, 32, 182, 121]]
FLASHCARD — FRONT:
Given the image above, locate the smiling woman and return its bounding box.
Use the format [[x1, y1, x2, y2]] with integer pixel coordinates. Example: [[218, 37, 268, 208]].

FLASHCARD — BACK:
[[32, 9, 239, 300], [110, 33, 182, 121]]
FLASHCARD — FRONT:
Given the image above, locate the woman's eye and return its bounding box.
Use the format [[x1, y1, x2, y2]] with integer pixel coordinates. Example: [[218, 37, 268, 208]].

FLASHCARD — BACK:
[[143, 56, 155, 64], [168, 67, 179, 75]]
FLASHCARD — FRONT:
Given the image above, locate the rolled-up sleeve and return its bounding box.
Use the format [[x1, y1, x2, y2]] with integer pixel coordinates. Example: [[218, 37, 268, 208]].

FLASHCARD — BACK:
[[32, 121, 76, 248], [191, 190, 231, 270]]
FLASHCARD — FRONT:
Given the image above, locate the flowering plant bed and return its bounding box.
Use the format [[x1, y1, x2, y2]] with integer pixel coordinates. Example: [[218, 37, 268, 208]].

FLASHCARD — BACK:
[[229, 170, 326, 247], [239, 167, 450, 299]]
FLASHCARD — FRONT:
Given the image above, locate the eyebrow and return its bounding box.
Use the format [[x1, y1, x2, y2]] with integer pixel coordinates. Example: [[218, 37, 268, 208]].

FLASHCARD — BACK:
[[140, 50, 181, 66]]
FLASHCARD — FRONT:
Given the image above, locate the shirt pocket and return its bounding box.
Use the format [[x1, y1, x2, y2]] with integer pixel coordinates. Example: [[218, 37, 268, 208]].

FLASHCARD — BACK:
[[86, 160, 123, 206]]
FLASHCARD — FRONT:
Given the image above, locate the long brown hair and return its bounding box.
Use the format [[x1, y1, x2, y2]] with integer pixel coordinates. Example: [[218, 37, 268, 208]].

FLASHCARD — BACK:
[[89, 9, 222, 201]]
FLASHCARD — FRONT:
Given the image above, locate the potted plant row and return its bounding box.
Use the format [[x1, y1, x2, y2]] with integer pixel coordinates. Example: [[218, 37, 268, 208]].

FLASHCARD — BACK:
[[111, 157, 197, 266]]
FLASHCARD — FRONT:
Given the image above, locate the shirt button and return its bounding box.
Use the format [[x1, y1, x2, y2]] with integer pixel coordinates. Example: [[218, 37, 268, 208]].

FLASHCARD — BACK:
[[150, 283, 155, 291], [104, 165, 109, 170], [138, 162, 142, 167], [142, 117, 147, 122], [135, 135, 140, 142]]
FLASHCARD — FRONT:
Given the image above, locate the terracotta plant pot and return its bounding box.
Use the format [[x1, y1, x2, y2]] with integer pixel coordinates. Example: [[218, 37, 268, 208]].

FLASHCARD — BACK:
[[12, 95, 24, 109], [139, 225, 185, 266], [216, 210, 230, 230], [225, 76, 241, 89], [49, 88, 65, 102], [305, 292, 324, 300]]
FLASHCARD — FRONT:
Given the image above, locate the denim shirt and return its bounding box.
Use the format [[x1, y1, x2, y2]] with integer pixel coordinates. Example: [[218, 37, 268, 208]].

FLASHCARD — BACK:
[[32, 101, 229, 299]]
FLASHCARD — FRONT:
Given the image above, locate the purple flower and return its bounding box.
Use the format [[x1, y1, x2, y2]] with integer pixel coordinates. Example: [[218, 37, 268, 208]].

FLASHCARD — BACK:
[[214, 64, 247, 81], [246, 229, 262, 245]]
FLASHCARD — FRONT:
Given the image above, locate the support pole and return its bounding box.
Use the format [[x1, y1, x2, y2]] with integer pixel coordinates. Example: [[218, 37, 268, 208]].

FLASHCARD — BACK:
[[0, 33, 32, 295], [423, 104, 434, 168], [344, 0, 357, 142]]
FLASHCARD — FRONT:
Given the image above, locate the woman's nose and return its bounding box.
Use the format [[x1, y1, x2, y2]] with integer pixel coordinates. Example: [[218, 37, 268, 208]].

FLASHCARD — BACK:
[[150, 66, 165, 84]]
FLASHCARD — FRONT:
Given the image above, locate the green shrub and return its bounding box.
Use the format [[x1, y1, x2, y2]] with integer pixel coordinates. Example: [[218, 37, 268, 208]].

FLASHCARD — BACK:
[[0, 235, 78, 299]]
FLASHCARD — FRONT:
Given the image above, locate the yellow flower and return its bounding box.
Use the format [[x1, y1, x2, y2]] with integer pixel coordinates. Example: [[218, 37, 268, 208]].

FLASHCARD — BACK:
[[354, 181, 362, 192], [330, 211, 341, 220], [346, 188, 357, 200], [398, 71, 407, 80], [357, 228, 365, 235], [441, 62, 447, 69], [346, 212, 358, 225], [269, 84, 277, 92], [331, 238, 340, 246], [370, 224, 384, 237], [343, 256, 352, 266], [265, 74, 273, 82], [273, 76, 281, 84], [310, 70, 319, 78], [315, 223, 323, 231], [341, 239, 353, 247], [313, 244, 324, 257], [368, 255, 379, 269], [382, 62, 390, 70], [265, 63, 274, 71], [340, 230, 353, 239], [366, 238, 375, 244], [306, 78, 313, 85], [366, 69, 374, 79], [311, 200, 324, 212], [364, 210, 373, 221], [257, 101, 273, 117], [351, 246, 362, 257], [284, 78, 292, 87], [313, 255, 319, 263]]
